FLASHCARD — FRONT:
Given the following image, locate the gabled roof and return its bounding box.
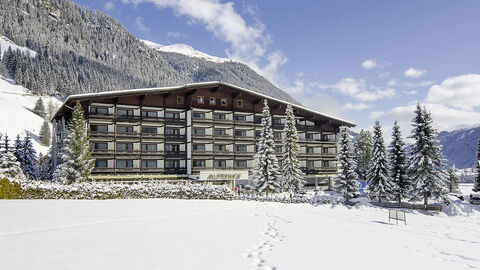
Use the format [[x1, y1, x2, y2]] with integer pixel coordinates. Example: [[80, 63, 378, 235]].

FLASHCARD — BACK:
[[53, 81, 355, 127]]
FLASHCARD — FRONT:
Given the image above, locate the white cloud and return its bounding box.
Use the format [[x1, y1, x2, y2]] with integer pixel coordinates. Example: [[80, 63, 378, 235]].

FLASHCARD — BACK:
[[387, 79, 397, 86], [166, 31, 187, 39], [402, 90, 417, 95], [404, 68, 427, 78], [426, 74, 480, 110], [362, 59, 377, 69], [104, 1, 115, 11], [405, 80, 434, 88], [297, 93, 342, 118], [378, 72, 390, 79], [134, 17, 150, 34], [342, 102, 370, 111], [320, 77, 396, 102], [123, 0, 285, 83]]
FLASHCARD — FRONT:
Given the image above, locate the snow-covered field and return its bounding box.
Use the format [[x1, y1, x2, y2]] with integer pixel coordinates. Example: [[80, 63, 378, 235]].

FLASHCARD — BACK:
[[0, 199, 479, 270], [0, 77, 62, 154]]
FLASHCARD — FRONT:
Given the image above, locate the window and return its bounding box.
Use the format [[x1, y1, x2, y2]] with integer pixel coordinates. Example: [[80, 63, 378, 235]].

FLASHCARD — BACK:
[[141, 144, 157, 151], [165, 144, 180, 152], [117, 109, 134, 117], [193, 128, 205, 135], [117, 126, 134, 133], [209, 97, 216, 105], [322, 147, 329, 154], [91, 124, 108, 132], [141, 111, 157, 118], [255, 131, 261, 137], [235, 160, 247, 168], [193, 160, 206, 168], [235, 130, 246, 137], [141, 127, 157, 134], [90, 107, 108, 115], [197, 96, 204, 104], [165, 128, 180, 135], [275, 146, 282, 153], [214, 144, 226, 152], [307, 160, 315, 169], [141, 160, 157, 168], [273, 118, 282, 125], [234, 115, 246, 122], [321, 134, 330, 141], [117, 160, 133, 168], [214, 113, 226, 120], [236, 99, 244, 108], [235, 145, 247, 152], [193, 112, 206, 119], [165, 112, 180, 119], [177, 96, 184, 104], [306, 133, 314, 140], [220, 98, 228, 106], [193, 144, 205, 151], [117, 143, 133, 151], [95, 159, 108, 168], [254, 116, 262, 124], [93, 142, 108, 150], [322, 161, 330, 168], [307, 147, 314, 154], [214, 160, 226, 168], [214, 129, 226, 136], [165, 160, 180, 169], [273, 132, 282, 139]]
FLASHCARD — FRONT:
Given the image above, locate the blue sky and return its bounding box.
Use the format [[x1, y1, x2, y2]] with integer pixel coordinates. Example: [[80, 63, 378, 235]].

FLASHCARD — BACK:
[[72, 0, 480, 134]]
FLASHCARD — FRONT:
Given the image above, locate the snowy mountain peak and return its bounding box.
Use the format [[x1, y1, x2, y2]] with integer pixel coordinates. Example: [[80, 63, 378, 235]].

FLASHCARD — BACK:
[[141, 39, 231, 64]]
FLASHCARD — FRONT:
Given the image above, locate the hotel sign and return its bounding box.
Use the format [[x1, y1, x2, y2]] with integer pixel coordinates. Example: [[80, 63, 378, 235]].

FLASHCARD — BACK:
[[199, 170, 249, 181]]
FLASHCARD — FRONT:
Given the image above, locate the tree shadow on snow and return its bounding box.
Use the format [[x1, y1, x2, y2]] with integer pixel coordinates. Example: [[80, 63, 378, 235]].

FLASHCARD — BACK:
[[371, 220, 396, 226]]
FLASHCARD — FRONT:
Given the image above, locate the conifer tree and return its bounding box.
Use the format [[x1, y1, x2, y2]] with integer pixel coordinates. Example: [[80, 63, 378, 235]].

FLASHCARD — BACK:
[[47, 100, 57, 120], [335, 127, 359, 203], [39, 120, 50, 146], [281, 104, 305, 193], [33, 97, 46, 118], [252, 100, 281, 197], [3, 134, 10, 154], [13, 135, 24, 166], [0, 151, 24, 179], [388, 121, 410, 203], [53, 101, 95, 184], [366, 121, 392, 202], [22, 135, 38, 180], [408, 104, 448, 206], [38, 153, 53, 181], [354, 130, 373, 181], [447, 166, 460, 193], [473, 140, 480, 192]]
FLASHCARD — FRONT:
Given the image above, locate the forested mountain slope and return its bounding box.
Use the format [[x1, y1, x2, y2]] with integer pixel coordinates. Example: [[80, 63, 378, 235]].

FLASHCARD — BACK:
[[0, 0, 298, 104]]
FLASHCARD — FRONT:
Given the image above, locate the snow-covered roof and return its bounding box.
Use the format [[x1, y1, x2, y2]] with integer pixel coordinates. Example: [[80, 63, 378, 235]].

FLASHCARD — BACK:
[[54, 81, 355, 127]]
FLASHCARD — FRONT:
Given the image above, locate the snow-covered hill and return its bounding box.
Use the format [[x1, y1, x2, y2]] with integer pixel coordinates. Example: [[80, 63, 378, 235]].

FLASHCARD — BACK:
[[141, 40, 230, 63], [438, 126, 480, 169], [0, 35, 37, 59], [0, 76, 62, 155]]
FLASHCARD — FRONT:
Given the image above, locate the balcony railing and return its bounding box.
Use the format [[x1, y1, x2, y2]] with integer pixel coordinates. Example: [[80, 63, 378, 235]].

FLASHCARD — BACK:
[[164, 151, 186, 156], [164, 134, 186, 140]]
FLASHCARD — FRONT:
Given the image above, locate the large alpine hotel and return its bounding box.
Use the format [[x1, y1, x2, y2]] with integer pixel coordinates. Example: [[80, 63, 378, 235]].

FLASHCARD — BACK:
[[52, 82, 355, 189]]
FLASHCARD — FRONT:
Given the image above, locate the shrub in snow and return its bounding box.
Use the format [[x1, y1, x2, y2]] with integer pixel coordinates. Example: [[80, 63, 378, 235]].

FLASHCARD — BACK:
[[335, 127, 359, 204], [252, 100, 281, 197], [408, 104, 449, 206], [281, 103, 305, 193], [0, 152, 24, 179], [53, 101, 94, 184], [0, 177, 23, 199]]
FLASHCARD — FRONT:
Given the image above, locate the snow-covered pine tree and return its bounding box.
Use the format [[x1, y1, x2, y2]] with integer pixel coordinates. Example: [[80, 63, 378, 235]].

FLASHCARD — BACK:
[[473, 139, 480, 192], [47, 100, 57, 120], [22, 135, 38, 180], [446, 166, 460, 193], [33, 97, 46, 118], [0, 151, 24, 179], [354, 130, 373, 181], [366, 120, 393, 202], [252, 99, 281, 197], [408, 104, 449, 206], [53, 101, 95, 184], [281, 104, 305, 193], [388, 121, 410, 203], [335, 127, 359, 204], [3, 134, 10, 154], [39, 120, 50, 146], [13, 135, 24, 166], [38, 153, 53, 181]]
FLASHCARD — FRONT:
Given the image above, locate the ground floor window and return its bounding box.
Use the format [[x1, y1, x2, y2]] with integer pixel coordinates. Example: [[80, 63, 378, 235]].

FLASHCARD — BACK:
[[214, 160, 226, 168], [193, 160, 206, 167], [165, 160, 180, 169], [95, 159, 108, 168], [235, 160, 247, 168], [141, 160, 157, 168], [117, 160, 133, 168]]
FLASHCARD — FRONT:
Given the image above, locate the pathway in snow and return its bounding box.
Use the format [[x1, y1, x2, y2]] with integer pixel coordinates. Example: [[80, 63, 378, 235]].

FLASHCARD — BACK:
[[244, 212, 291, 270]]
